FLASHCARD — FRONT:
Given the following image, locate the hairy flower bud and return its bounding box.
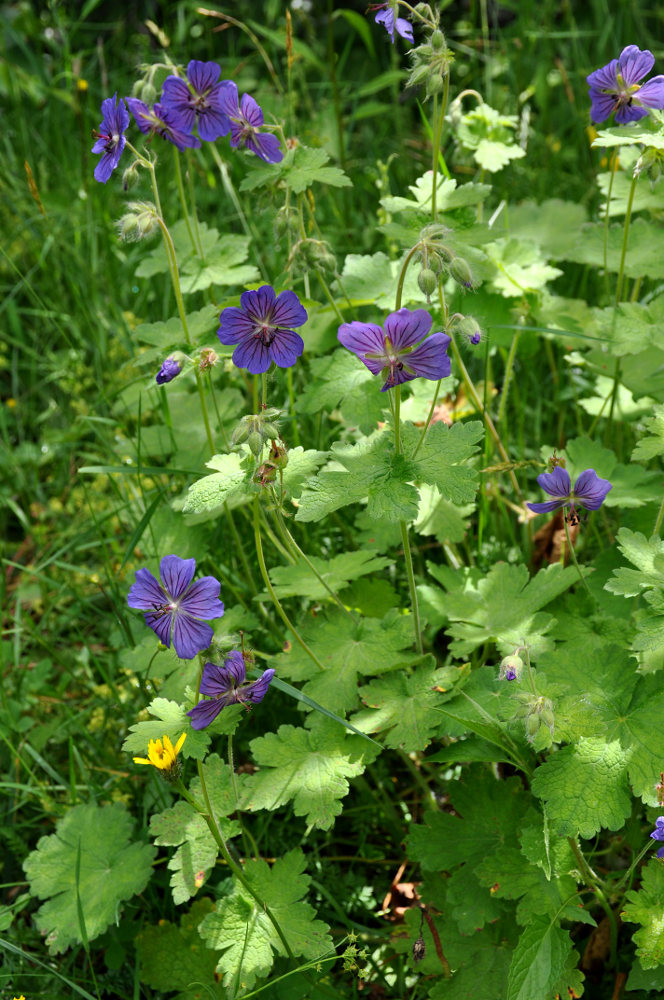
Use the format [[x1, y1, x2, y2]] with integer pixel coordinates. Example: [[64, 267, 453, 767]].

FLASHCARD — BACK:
[[449, 256, 475, 289], [198, 348, 219, 372], [499, 654, 523, 681], [122, 163, 140, 191], [274, 205, 300, 239], [455, 315, 483, 345], [431, 29, 446, 50], [117, 201, 159, 242], [247, 431, 264, 457], [417, 267, 438, 299]]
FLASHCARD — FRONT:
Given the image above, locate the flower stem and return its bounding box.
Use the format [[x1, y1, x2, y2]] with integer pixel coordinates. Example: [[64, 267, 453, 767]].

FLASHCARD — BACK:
[[497, 328, 521, 430], [412, 378, 442, 459], [654, 494, 664, 537], [563, 517, 594, 600], [253, 498, 329, 671], [394, 386, 424, 655], [172, 147, 197, 254], [431, 72, 450, 222]]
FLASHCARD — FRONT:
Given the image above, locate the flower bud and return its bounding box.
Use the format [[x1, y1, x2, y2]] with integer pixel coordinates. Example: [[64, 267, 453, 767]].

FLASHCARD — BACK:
[[198, 348, 218, 372], [417, 268, 438, 299], [431, 29, 445, 50], [132, 79, 157, 105], [426, 75, 444, 96], [247, 431, 264, 457], [456, 315, 482, 345], [526, 714, 540, 738], [499, 654, 523, 682], [156, 351, 185, 385], [274, 206, 300, 239], [122, 163, 140, 192], [449, 256, 474, 289], [117, 201, 159, 242], [407, 63, 432, 88]]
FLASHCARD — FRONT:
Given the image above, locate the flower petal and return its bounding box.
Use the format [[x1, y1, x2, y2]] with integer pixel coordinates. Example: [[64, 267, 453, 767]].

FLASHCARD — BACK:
[[143, 610, 173, 647], [242, 286, 276, 321], [536, 467, 571, 499], [127, 568, 166, 610], [268, 330, 304, 368], [232, 337, 272, 374], [245, 668, 275, 704], [395, 17, 414, 43], [618, 45, 654, 87], [615, 104, 649, 124], [187, 59, 221, 94], [240, 93, 264, 127], [375, 8, 396, 42], [225, 651, 247, 685], [402, 331, 452, 380], [271, 290, 308, 329], [588, 89, 618, 123], [245, 131, 283, 163], [218, 80, 240, 118], [384, 308, 432, 351], [187, 698, 225, 730], [338, 321, 386, 359], [160, 555, 196, 599], [197, 106, 231, 141], [179, 577, 225, 620], [526, 499, 566, 514], [635, 76, 664, 110], [587, 59, 618, 91], [217, 307, 256, 345], [172, 614, 214, 659], [199, 661, 235, 696], [573, 469, 612, 510]]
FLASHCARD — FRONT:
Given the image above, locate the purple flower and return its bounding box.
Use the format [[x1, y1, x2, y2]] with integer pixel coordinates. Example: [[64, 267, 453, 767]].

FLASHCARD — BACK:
[[527, 467, 613, 518], [587, 45, 664, 124], [92, 94, 129, 183], [218, 82, 283, 164], [373, 4, 413, 44], [187, 651, 275, 730], [337, 308, 451, 392], [156, 355, 183, 384], [650, 816, 664, 858], [161, 61, 234, 142], [217, 285, 307, 374], [125, 97, 202, 151], [127, 555, 224, 659]]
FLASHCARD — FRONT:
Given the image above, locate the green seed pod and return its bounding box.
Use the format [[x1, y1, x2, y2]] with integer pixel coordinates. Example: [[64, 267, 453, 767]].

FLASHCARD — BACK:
[[526, 714, 541, 738]]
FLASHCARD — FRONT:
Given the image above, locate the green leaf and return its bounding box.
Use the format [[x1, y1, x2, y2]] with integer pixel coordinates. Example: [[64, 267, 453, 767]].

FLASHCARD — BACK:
[[122, 697, 214, 761], [295, 349, 384, 432], [632, 404, 664, 461], [561, 218, 664, 278], [134, 305, 220, 349], [592, 123, 664, 148], [605, 674, 664, 804], [136, 221, 258, 292], [336, 250, 422, 310], [271, 608, 415, 715], [23, 802, 155, 953], [351, 656, 460, 752], [623, 860, 664, 969], [403, 419, 484, 502], [506, 200, 588, 259], [138, 898, 223, 1000], [380, 172, 491, 215], [485, 237, 562, 297], [593, 298, 664, 357], [605, 528, 664, 597], [506, 918, 574, 1000], [199, 849, 332, 991], [433, 561, 580, 657], [531, 738, 631, 838], [149, 755, 243, 903], [239, 144, 351, 194], [244, 714, 379, 831], [625, 957, 664, 991], [473, 138, 525, 172], [258, 549, 391, 601], [182, 452, 253, 516]]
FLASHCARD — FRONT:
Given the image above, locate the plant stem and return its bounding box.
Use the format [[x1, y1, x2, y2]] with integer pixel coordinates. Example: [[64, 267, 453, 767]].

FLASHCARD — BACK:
[[654, 495, 664, 536], [497, 329, 521, 430], [431, 72, 450, 222], [253, 498, 329, 672], [563, 517, 593, 600], [394, 386, 424, 655]]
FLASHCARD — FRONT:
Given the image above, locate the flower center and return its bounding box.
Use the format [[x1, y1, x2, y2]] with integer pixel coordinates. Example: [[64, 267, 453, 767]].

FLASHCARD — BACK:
[[255, 322, 276, 346]]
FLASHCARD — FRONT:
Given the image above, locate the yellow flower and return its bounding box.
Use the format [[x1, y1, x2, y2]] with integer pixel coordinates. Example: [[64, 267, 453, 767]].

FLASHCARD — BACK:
[[133, 733, 186, 773], [13, 995, 26, 1000]]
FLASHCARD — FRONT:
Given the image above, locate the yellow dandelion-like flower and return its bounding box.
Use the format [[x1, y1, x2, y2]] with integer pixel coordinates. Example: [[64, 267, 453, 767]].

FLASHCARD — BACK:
[[13, 994, 26, 1000], [133, 733, 186, 775]]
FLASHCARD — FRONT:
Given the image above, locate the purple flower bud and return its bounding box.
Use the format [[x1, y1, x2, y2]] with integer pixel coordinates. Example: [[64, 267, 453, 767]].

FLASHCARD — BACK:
[[650, 816, 664, 858], [156, 355, 183, 384]]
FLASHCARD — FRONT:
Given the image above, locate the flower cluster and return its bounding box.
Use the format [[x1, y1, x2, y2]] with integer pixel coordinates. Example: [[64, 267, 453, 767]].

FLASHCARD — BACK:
[[92, 59, 283, 183], [188, 651, 275, 730], [527, 467, 612, 522], [587, 45, 664, 124]]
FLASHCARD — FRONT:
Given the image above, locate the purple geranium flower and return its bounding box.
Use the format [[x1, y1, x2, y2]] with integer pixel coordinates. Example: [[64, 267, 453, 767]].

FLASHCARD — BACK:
[[217, 285, 307, 374], [187, 651, 275, 730], [527, 467, 613, 519], [125, 97, 202, 151], [127, 555, 224, 659], [218, 82, 283, 164], [156, 356, 183, 384], [337, 308, 451, 392], [650, 816, 664, 858], [373, 4, 413, 44], [587, 45, 664, 124], [92, 94, 129, 183], [161, 60, 234, 142]]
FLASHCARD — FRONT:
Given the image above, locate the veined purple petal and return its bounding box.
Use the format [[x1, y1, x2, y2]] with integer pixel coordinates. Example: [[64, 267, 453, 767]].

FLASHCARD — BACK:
[[127, 568, 166, 610], [94, 147, 124, 183], [160, 555, 196, 599], [245, 668, 275, 703], [616, 103, 649, 124], [144, 610, 173, 646], [619, 45, 654, 86], [187, 59, 221, 94], [233, 338, 272, 374], [218, 80, 240, 118], [587, 60, 618, 90], [384, 308, 432, 351], [172, 614, 214, 659], [187, 698, 225, 730], [403, 331, 452, 380], [217, 307, 255, 345], [395, 16, 414, 42], [635, 76, 664, 110], [526, 498, 566, 514], [224, 651, 247, 686], [589, 89, 618, 123], [269, 330, 304, 368], [161, 75, 195, 130], [126, 97, 152, 134], [375, 8, 396, 42], [245, 131, 283, 163], [271, 290, 308, 330], [380, 365, 418, 391], [242, 286, 276, 320], [338, 321, 387, 360], [240, 92, 264, 127], [573, 469, 613, 510], [179, 577, 225, 619], [197, 106, 231, 141], [536, 467, 572, 499], [199, 661, 235, 696]]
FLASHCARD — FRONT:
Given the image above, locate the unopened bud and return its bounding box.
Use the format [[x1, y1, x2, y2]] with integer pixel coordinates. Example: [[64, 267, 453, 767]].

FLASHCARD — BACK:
[[426, 75, 444, 96], [418, 268, 438, 299], [247, 431, 263, 457], [198, 348, 218, 372], [122, 163, 140, 191], [156, 352, 185, 385], [499, 654, 523, 682], [449, 256, 474, 289], [274, 206, 300, 239], [526, 715, 540, 738], [117, 201, 159, 242], [407, 63, 431, 88], [456, 315, 482, 345], [431, 29, 445, 50]]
